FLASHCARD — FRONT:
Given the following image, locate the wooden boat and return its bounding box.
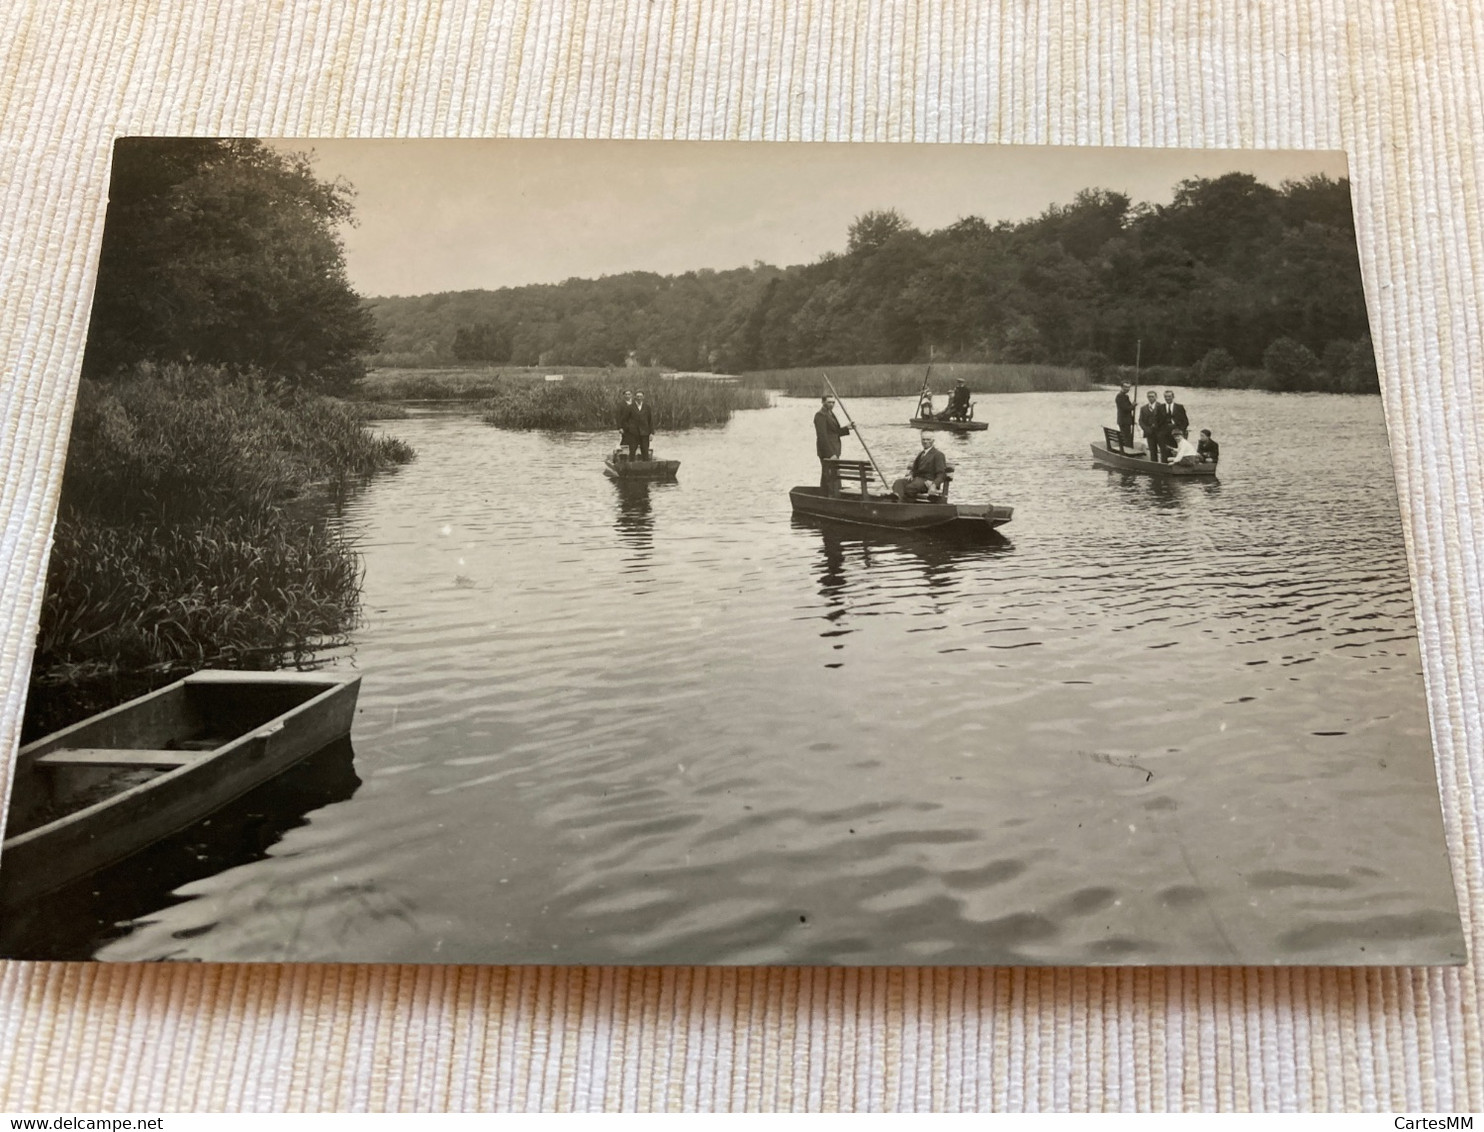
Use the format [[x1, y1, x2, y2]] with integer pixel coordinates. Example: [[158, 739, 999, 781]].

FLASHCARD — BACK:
[[909, 388, 987, 431], [791, 487, 1012, 534], [1, 669, 360, 905], [790, 459, 1012, 536], [1090, 428, 1218, 477], [604, 449, 680, 479], [909, 416, 988, 432]]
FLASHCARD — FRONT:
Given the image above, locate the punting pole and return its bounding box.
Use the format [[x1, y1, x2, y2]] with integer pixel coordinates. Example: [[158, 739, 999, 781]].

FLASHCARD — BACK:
[[822, 372, 891, 490]]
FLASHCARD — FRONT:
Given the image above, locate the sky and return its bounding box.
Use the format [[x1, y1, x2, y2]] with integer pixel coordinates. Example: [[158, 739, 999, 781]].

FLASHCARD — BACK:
[[267, 140, 1351, 298]]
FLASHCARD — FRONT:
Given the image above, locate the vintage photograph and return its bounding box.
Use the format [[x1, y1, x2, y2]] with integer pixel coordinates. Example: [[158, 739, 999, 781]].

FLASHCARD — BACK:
[[0, 138, 1463, 965]]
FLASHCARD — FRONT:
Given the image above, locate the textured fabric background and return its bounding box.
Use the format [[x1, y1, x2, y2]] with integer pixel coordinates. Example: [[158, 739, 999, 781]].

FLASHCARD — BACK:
[[2, 0, 1482, 1111]]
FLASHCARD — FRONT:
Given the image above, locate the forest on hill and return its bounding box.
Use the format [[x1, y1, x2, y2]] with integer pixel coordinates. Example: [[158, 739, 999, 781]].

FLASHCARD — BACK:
[[366, 172, 1377, 392]]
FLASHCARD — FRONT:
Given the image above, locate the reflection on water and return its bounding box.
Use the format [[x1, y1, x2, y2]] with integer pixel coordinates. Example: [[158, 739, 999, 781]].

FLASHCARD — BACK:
[[41, 390, 1462, 965], [2, 739, 361, 960]]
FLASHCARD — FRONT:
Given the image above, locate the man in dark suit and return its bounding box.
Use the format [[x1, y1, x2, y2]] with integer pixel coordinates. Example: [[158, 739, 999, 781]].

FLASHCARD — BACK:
[[1115, 381, 1136, 446], [938, 378, 972, 421], [892, 432, 949, 502], [616, 389, 637, 457], [1138, 389, 1163, 460], [631, 390, 655, 459], [1163, 389, 1190, 441], [814, 395, 852, 491]]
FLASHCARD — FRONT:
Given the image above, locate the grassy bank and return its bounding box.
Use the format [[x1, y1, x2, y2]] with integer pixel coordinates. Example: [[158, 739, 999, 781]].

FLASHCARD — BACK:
[[742, 363, 1094, 397], [482, 376, 769, 431], [26, 364, 416, 738]]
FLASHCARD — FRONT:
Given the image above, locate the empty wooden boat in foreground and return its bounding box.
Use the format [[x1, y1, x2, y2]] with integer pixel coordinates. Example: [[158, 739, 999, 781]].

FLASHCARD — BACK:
[[790, 459, 1013, 537], [1, 670, 360, 905]]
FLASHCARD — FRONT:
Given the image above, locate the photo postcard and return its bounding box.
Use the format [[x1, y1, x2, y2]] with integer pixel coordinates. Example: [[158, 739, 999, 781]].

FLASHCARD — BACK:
[[0, 138, 1463, 965]]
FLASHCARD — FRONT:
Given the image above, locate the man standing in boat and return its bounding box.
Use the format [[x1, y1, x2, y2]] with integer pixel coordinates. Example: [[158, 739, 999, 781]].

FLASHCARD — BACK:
[[616, 389, 637, 458], [814, 394, 852, 491], [893, 432, 949, 502], [1115, 381, 1136, 446], [1163, 389, 1190, 443], [1138, 389, 1164, 460], [631, 390, 656, 459]]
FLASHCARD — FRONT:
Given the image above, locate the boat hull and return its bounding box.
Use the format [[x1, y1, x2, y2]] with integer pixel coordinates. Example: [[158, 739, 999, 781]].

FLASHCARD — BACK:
[[789, 487, 1012, 534], [604, 453, 679, 479], [1, 670, 360, 905], [1090, 442, 1218, 477], [909, 417, 988, 432]]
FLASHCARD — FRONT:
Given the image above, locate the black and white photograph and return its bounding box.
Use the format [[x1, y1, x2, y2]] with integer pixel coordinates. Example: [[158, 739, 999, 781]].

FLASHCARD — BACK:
[[0, 137, 1463, 966]]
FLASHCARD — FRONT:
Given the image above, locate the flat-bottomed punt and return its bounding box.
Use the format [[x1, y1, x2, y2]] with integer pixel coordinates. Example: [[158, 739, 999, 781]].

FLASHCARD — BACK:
[[1090, 428, 1218, 477], [604, 449, 680, 479], [790, 459, 1012, 537], [1, 669, 360, 905], [909, 415, 988, 432]]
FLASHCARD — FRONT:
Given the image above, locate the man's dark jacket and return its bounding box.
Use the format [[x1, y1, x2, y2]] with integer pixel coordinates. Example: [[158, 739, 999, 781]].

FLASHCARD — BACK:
[[815, 409, 850, 459]]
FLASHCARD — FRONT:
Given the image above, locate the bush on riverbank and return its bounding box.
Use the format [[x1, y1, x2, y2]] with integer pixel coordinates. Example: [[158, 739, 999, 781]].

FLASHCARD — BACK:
[[481, 376, 768, 430], [27, 364, 415, 738], [740, 363, 1093, 398]]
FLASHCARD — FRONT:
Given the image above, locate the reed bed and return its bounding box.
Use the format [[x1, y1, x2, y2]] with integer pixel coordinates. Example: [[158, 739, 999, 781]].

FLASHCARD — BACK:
[[355, 366, 672, 402], [28, 364, 415, 737], [62, 367, 414, 521], [742, 362, 1093, 397], [482, 376, 769, 431]]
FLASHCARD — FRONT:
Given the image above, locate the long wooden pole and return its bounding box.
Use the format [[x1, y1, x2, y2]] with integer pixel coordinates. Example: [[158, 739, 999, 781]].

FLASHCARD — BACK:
[[822, 372, 890, 490]]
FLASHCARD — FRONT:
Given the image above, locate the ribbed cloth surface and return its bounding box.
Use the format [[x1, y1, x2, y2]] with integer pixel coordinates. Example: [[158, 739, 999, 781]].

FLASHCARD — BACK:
[[2, 0, 1482, 1111]]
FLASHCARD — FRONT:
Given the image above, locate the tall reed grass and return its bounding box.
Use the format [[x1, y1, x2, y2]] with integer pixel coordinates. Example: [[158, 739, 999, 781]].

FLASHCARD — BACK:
[[742, 363, 1093, 397], [27, 364, 415, 738], [481, 376, 768, 431], [355, 366, 673, 402]]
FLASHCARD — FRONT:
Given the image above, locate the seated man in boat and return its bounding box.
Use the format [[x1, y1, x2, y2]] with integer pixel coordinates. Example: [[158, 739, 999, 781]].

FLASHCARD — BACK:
[[1168, 429, 1203, 465], [1197, 429, 1220, 465], [937, 378, 972, 421], [892, 432, 949, 502]]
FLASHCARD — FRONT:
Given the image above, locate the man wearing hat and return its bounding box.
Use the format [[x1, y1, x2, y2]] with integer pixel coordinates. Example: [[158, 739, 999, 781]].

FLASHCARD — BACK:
[[630, 390, 656, 459], [1115, 381, 1136, 447], [814, 394, 852, 491], [938, 378, 972, 422]]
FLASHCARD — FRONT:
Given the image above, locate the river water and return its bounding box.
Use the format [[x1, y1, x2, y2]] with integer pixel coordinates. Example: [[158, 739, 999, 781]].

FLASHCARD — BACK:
[[52, 388, 1463, 965]]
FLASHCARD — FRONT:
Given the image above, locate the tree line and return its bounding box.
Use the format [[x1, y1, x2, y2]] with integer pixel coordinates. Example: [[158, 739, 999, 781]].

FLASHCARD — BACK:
[[370, 172, 1378, 393]]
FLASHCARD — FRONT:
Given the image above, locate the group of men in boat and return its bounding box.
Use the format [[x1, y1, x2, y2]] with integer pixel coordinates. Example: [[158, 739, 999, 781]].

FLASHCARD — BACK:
[[1115, 382, 1219, 466], [815, 395, 950, 503], [614, 389, 656, 459]]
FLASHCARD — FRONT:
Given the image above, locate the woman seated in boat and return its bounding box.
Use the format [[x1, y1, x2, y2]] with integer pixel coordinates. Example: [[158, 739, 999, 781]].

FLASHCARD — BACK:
[[892, 432, 949, 501], [915, 390, 935, 420]]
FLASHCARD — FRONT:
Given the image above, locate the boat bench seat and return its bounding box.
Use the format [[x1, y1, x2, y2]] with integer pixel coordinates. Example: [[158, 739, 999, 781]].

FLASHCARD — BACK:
[[34, 748, 201, 769], [1102, 426, 1142, 455], [826, 459, 875, 496]]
